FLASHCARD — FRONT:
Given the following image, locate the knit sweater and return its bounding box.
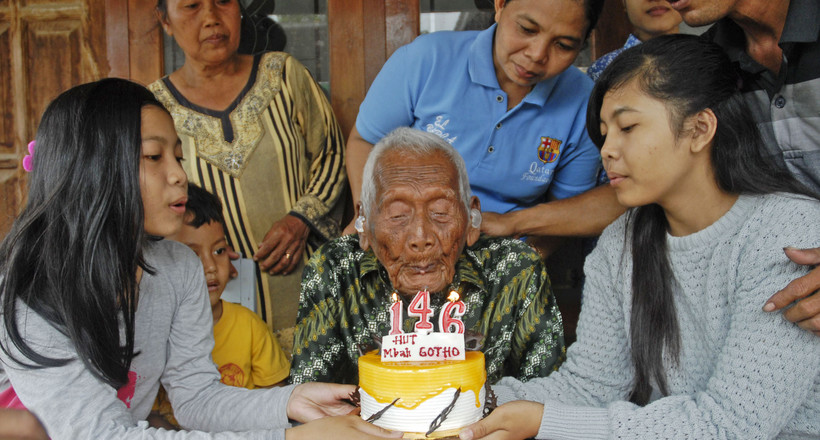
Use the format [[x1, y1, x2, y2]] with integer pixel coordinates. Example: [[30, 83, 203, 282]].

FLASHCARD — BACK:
[[0, 240, 294, 439], [493, 193, 820, 439]]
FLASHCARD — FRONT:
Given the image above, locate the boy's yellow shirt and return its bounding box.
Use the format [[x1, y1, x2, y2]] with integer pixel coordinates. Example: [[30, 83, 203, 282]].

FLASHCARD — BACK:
[[212, 300, 290, 389]]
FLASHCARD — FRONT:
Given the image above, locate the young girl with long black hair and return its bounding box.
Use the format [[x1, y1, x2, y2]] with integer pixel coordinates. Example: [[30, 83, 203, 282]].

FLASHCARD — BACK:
[[459, 34, 820, 440], [0, 78, 400, 440]]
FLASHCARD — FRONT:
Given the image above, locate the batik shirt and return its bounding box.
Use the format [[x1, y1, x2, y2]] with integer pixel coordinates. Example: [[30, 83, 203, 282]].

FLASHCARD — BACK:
[[290, 235, 565, 385]]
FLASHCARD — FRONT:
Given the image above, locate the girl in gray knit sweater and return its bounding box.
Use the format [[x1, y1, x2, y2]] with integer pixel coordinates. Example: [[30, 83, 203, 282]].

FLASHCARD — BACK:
[[0, 79, 401, 440], [460, 35, 820, 440]]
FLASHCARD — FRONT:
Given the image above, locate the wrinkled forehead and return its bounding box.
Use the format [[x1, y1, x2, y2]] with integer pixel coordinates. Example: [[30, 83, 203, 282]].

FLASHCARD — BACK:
[[374, 150, 461, 207]]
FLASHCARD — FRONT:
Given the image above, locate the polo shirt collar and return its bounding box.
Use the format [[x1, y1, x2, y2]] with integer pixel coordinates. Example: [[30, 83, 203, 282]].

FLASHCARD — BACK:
[[779, 0, 819, 44], [468, 23, 557, 108], [712, 0, 819, 72], [358, 246, 488, 293]]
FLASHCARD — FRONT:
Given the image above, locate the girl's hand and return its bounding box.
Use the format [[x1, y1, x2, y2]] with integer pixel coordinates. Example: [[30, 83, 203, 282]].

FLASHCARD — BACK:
[[285, 414, 402, 440], [286, 382, 359, 423], [253, 214, 309, 275], [459, 401, 543, 440]]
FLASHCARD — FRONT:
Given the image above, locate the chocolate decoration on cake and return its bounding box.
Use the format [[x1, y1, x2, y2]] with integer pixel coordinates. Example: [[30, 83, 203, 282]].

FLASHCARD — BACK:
[[426, 387, 461, 436], [365, 397, 400, 423]]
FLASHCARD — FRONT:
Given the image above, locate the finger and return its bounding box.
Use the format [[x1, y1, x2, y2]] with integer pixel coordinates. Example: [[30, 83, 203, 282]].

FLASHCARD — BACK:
[[796, 314, 820, 333], [764, 268, 820, 311], [342, 220, 358, 236], [783, 291, 820, 324], [282, 242, 307, 275], [254, 241, 274, 261], [227, 248, 241, 260], [351, 418, 403, 438], [783, 246, 820, 266], [460, 419, 491, 440], [229, 260, 238, 279], [254, 227, 286, 261]]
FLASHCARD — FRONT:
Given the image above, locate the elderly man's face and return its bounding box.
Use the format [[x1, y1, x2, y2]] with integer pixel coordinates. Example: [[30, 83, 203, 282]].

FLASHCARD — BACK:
[[360, 149, 480, 297]]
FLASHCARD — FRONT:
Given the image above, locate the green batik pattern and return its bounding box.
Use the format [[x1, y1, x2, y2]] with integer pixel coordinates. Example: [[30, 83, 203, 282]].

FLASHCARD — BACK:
[[289, 234, 565, 385]]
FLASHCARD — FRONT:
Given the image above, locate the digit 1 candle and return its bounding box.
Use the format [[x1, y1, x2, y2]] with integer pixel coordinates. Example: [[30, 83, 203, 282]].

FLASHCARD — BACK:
[[388, 291, 403, 335]]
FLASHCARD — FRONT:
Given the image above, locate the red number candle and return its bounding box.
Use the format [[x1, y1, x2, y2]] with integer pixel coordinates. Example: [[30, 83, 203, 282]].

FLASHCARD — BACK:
[[388, 291, 403, 335], [439, 290, 466, 334], [408, 290, 434, 333]]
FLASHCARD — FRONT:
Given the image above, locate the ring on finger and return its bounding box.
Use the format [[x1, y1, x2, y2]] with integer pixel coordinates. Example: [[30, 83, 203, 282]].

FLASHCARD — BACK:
[[285, 252, 291, 260]]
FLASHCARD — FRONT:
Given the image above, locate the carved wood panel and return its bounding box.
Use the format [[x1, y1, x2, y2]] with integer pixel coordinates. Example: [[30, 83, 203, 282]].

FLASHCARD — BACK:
[[0, 0, 110, 237]]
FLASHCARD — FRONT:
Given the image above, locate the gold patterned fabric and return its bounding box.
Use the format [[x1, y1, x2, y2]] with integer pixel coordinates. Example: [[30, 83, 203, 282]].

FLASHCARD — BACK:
[[149, 52, 346, 331]]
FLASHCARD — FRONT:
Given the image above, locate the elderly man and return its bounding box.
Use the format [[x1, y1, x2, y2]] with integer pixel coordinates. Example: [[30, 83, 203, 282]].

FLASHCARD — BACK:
[[289, 128, 565, 385]]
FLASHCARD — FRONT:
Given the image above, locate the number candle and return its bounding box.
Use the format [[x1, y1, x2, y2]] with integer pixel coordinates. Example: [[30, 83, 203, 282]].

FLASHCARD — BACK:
[[388, 291, 403, 335], [439, 290, 466, 334]]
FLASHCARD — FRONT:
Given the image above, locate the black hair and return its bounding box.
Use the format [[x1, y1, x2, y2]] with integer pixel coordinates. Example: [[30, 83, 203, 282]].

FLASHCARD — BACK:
[[184, 184, 226, 228], [0, 78, 165, 389], [504, 0, 604, 40], [586, 34, 814, 405]]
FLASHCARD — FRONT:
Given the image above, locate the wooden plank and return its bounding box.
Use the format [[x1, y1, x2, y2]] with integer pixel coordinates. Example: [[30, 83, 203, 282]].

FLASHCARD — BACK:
[[128, 0, 162, 85], [590, 0, 631, 61], [105, 0, 129, 78], [385, 0, 418, 58]]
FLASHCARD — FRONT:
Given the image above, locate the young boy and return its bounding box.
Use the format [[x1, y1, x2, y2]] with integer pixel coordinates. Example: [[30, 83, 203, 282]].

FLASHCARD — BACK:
[[586, 0, 681, 81], [150, 184, 290, 428]]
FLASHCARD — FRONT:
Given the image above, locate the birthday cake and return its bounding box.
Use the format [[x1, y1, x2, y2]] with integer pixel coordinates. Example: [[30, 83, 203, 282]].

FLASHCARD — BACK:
[[358, 350, 485, 438], [357, 290, 487, 439]]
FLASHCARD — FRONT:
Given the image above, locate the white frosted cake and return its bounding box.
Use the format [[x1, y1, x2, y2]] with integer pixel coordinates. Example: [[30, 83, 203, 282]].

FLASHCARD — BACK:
[[358, 350, 486, 439]]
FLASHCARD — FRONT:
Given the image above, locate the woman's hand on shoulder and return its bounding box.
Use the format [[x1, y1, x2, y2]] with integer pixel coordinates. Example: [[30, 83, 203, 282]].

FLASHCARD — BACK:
[[285, 414, 402, 440], [253, 214, 310, 275], [458, 401, 543, 440]]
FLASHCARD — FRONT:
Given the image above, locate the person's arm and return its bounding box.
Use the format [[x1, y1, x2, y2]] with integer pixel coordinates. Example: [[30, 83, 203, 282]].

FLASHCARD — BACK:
[[481, 184, 625, 238], [254, 55, 347, 274], [764, 247, 820, 335], [342, 127, 374, 235], [0, 301, 285, 439]]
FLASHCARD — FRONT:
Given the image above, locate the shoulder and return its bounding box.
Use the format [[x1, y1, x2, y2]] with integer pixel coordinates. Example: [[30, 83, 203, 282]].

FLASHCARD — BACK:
[[224, 301, 262, 321], [309, 234, 364, 264], [144, 239, 200, 268], [148, 77, 178, 111], [396, 30, 479, 63], [465, 235, 544, 275], [142, 239, 203, 292], [302, 235, 366, 295], [740, 193, 820, 244], [554, 66, 594, 99]]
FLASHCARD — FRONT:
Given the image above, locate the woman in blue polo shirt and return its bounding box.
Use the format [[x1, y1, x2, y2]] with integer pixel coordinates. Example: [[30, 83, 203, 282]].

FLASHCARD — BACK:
[[344, 0, 605, 249]]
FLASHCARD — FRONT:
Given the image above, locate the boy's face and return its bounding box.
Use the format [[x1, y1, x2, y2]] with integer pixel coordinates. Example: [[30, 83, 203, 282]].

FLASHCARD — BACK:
[[170, 220, 233, 308]]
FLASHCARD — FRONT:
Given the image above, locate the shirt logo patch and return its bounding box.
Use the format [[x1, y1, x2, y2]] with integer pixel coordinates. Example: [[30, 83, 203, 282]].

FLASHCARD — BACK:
[[425, 116, 458, 145], [538, 137, 562, 163], [219, 363, 246, 387]]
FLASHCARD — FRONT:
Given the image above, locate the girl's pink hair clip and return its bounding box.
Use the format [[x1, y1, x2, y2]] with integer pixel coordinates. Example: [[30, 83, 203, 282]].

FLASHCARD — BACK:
[[22, 140, 35, 172]]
